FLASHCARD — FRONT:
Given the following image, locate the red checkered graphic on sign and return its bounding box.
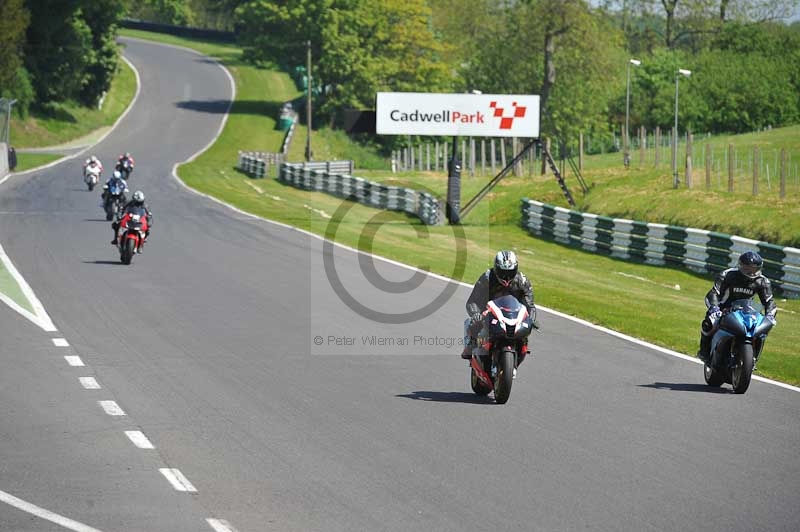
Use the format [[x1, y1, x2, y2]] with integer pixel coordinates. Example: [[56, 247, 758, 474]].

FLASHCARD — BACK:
[[489, 101, 527, 129]]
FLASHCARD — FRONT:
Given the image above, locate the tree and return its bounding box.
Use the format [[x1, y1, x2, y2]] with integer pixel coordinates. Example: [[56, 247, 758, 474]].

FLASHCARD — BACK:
[[0, 0, 30, 91], [318, 0, 453, 125], [80, 0, 126, 106]]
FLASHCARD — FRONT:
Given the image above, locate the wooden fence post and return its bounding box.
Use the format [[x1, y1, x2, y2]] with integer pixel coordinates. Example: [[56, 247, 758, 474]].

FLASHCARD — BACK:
[[685, 131, 693, 188], [780, 148, 787, 198], [639, 126, 645, 167], [579, 132, 584, 171], [481, 139, 486, 176], [705, 143, 711, 189], [728, 144, 734, 192], [500, 138, 507, 170], [752, 145, 759, 196], [654, 126, 660, 167], [491, 139, 496, 175]]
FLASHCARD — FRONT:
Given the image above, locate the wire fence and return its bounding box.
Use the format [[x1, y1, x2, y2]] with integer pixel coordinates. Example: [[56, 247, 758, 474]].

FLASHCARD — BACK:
[[393, 129, 800, 197]]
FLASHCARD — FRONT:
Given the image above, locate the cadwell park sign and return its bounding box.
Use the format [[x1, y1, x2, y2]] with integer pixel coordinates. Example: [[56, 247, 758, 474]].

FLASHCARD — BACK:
[[376, 92, 540, 138]]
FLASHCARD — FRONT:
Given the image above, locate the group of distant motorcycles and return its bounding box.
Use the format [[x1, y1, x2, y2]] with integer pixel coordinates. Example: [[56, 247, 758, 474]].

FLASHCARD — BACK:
[[82, 155, 148, 264]]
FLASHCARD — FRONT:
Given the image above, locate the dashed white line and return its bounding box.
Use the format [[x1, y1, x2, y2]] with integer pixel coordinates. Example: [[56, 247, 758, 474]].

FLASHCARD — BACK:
[[159, 468, 197, 492], [52, 338, 69, 347], [124, 430, 155, 449], [64, 356, 84, 367], [79, 377, 101, 389], [207, 518, 239, 532], [0, 489, 104, 532], [98, 400, 125, 416]]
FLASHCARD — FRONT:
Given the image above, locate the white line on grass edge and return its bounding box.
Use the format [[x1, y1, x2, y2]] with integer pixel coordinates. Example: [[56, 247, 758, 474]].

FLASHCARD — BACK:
[[0, 55, 142, 331], [134, 38, 799, 396]]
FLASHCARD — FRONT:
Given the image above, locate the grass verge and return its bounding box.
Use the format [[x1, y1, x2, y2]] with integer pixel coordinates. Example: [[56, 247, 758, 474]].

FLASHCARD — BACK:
[[9, 51, 136, 149], [10, 153, 63, 173], [122, 29, 800, 386]]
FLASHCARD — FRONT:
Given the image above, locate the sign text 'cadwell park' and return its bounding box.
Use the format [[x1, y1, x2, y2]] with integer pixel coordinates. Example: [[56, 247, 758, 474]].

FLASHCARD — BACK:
[[375, 92, 540, 138]]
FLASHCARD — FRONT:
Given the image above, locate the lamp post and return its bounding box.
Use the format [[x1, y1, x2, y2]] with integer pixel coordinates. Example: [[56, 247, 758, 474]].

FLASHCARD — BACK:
[[672, 68, 691, 187], [305, 40, 312, 162], [624, 59, 641, 168]]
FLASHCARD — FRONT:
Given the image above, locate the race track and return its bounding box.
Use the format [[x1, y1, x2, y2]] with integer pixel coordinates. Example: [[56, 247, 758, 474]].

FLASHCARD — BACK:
[[0, 38, 798, 532]]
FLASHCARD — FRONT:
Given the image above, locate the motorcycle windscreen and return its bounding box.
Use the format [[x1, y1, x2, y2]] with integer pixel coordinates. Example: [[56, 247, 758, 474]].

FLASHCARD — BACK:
[[490, 295, 524, 320]]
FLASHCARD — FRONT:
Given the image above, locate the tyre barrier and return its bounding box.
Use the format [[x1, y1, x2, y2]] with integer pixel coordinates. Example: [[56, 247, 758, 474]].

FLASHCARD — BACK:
[[238, 151, 285, 179], [280, 162, 441, 225], [521, 198, 800, 298]]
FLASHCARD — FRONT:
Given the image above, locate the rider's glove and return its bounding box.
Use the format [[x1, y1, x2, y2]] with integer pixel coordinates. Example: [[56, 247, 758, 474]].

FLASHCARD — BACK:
[[766, 312, 777, 326], [470, 311, 483, 325], [707, 305, 722, 322]]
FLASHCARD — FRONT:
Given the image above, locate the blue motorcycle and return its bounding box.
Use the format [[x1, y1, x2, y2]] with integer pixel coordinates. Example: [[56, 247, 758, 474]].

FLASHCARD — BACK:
[[704, 299, 774, 394]]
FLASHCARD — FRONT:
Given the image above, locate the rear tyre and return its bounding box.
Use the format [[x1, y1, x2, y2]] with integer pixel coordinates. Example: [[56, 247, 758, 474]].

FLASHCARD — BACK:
[[470, 367, 491, 396], [88, 181, 95, 191], [703, 363, 724, 387], [731, 343, 754, 394], [493, 350, 515, 404]]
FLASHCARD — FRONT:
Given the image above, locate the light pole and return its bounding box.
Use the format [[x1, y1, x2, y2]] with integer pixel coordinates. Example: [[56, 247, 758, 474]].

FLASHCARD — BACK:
[[624, 59, 641, 168], [672, 68, 691, 187], [305, 40, 312, 162]]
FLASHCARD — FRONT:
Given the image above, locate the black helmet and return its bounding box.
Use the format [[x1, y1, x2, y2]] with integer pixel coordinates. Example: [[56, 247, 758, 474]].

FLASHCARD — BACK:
[[493, 250, 518, 286], [738, 251, 763, 278]]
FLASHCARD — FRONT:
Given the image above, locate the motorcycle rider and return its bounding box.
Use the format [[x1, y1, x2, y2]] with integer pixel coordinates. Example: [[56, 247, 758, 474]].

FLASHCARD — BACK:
[[111, 190, 152, 253], [101, 170, 129, 204], [115, 152, 135, 179], [461, 251, 537, 375], [83, 155, 103, 178], [697, 251, 777, 366]]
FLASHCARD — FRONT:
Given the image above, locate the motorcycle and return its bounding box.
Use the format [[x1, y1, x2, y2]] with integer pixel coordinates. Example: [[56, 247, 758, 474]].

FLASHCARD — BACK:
[[468, 295, 536, 404], [116, 159, 133, 180], [703, 298, 774, 394], [116, 207, 148, 265], [84, 165, 101, 191], [103, 178, 127, 221]]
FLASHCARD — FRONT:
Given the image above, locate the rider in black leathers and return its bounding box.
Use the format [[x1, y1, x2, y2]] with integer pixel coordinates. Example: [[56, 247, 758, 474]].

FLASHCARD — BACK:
[[698, 251, 777, 363], [461, 251, 536, 369], [111, 190, 153, 252]]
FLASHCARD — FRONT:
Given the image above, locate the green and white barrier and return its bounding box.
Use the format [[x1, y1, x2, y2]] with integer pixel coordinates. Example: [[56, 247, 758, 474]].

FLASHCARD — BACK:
[[521, 198, 800, 297], [280, 162, 441, 225]]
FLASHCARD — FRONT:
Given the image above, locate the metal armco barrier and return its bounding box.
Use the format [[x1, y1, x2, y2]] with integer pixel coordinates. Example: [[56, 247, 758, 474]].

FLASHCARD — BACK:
[[280, 162, 441, 225], [521, 198, 800, 297]]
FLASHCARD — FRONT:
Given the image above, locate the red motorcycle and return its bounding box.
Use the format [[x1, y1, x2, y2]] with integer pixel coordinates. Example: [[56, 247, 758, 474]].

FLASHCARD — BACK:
[[469, 295, 537, 404], [116, 207, 148, 264]]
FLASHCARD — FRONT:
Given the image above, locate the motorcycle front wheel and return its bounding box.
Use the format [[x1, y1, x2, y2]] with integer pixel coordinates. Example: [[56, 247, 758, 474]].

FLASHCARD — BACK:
[[731, 343, 754, 394], [121, 238, 135, 265], [493, 350, 515, 404]]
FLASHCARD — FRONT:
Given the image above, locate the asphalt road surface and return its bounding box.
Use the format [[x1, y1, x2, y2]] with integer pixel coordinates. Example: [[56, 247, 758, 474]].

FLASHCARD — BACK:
[[0, 38, 798, 532]]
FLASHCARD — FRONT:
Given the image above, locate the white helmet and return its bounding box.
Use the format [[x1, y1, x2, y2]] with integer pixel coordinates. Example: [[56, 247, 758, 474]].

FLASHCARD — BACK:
[[113, 170, 122, 179], [91, 155, 99, 164], [133, 190, 145, 203]]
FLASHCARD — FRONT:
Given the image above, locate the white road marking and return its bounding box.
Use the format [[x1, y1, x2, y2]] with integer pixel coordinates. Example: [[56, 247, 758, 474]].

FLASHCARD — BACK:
[[207, 518, 239, 532], [98, 400, 125, 416], [52, 338, 69, 347], [124, 430, 155, 449], [65, 356, 84, 367], [79, 377, 101, 389], [0, 489, 104, 532], [0, 243, 57, 332], [159, 468, 197, 492]]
